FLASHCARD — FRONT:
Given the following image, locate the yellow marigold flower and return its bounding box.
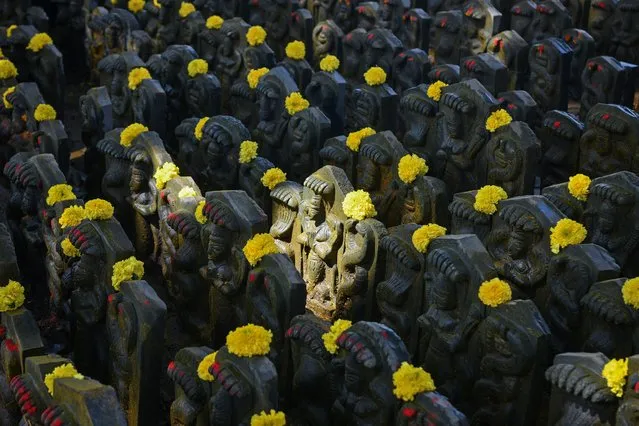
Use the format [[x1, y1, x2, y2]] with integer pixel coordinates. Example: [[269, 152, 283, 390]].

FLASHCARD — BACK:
[[602, 358, 628, 398], [285, 40, 306, 60], [478, 278, 512, 307], [474, 185, 507, 215], [3, 86, 15, 109], [398, 154, 428, 184], [84, 198, 114, 221], [187, 59, 208, 78], [128, 67, 151, 90], [61, 237, 80, 258], [178, 186, 197, 198], [0, 59, 17, 79], [321, 319, 352, 354], [44, 363, 84, 396], [197, 351, 216, 381], [154, 162, 180, 190], [195, 200, 207, 224], [239, 140, 258, 164], [247, 25, 267, 47], [226, 324, 273, 357], [112, 256, 145, 291], [622, 277, 639, 309], [426, 80, 448, 101], [59, 205, 86, 229], [128, 0, 145, 13], [120, 123, 148, 147], [46, 184, 76, 206], [0, 280, 25, 312], [206, 15, 224, 30], [364, 66, 387, 86], [243, 233, 280, 266], [320, 54, 340, 72], [485, 109, 512, 133], [153, 0, 161, 7], [111, 0, 117, 4], [251, 410, 286, 426], [411, 223, 446, 253], [392, 362, 436, 402], [34, 103, 57, 122], [342, 190, 377, 221], [285, 92, 309, 115], [194, 117, 209, 141], [345, 127, 376, 152], [179, 1, 196, 18], [550, 218, 587, 254], [6, 25, 17, 38], [26, 33, 53, 52], [247, 67, 269, 90], [568, 173, 591, 202], [261, 168, 286, 190]]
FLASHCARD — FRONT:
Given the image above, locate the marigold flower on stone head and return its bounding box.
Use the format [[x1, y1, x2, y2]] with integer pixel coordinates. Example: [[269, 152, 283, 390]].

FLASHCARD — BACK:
[[243, 233, 280, 266], [59, 205, 86, 229], [322, 319, 352, 354], [84, 198, 114, 221], [0, 280, 25, 312], [154, 162, 180, 190], [112, 256, 145, 291], [128, 67, 151, 90], [478, 278, 512, 307], [3, 86, 14, 109], [197, 351, 217, 381], [194, 117, 209, 141], [26, 33, 53, 52], [247, 25, 267, 46], [250, 410, 286, 426], [285, 92, 309, 115], [392, 362, 436, 402], [568, 173, 591, 202], [46, 184, 76, 206], [622, 277, 639, 309], [426, 80, 448, 101], [34, 104, 57, 122], [0, 59, 17, 80], [195, 200, 207, 224], [247, 67, 269, 89], [44, 363, 84, 396], [6, 25, 17, 38], [61, 237, 80, 258], [474, 185, 507, 215], [128, 0, 145, 13], [120, 123, 148, 147], [345, 127, 376, 152], [239, 140, 258, 164], [261, 168, 286, 190], [364, 66, 387, 86], [343, 190, 377, 221], [550, 218, 587, 254], [178, 186, 198, 199], [411, 223, 446, 253], [206, 15, 224, 30], [179, 1, 196, 18], [485, 109, 512, 132], [320, 54, 340, 72], [398, 154, 428, 184], [188, 59, 208, 78], [226, 324, 273, 357], [602, 358, 629, 398], [286, 40, 306, 60]]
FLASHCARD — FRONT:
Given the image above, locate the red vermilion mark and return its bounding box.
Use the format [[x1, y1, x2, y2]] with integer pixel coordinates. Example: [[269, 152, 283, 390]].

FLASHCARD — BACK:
[[403, 407, 417, 418], [537, 45, 545, 54], [5, 339, 18, 352], [602, 113, 610, 120], [553, 120, 561, 129], [168, 361, 176, 370]]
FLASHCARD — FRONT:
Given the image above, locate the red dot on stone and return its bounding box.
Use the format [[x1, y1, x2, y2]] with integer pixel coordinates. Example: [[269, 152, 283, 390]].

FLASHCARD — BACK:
[[403, 407, 417, 418], [553, 121, 561, 129], [602, 113, 610, 120]]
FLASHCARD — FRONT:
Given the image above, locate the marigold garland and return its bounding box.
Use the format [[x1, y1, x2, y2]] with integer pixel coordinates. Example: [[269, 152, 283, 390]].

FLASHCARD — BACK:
[[178, 1, 196, 18], [178, 186, 198, 199], [251, 410, 286, 426], [187, 59, 208, 78], [364, 66, 387, 86], [478, 278, 512, 307], [112, 256, 145, 291], [345, 127, 376, 152], [128, 67, 151, 90], [6, 25, 17, 38], [427, 80, 448, 101], [3, 86, 14, 109], [474, 185, 507, 215], [206, 15, 224, 30], [485, 109, 512, 132], [195, 200, 207, 224], [602, 358, 629, 398], [0, 280, 25, 312], [120, 123, 148, 147], [247, 26, 267, 46], [247, 67, 269, 89], [568, 173, 591, 202], [243, 233, 280, 266], [194, 117, 209, 141], [226, 324, 273, 357], [622, 277, 639, 309], [392, 362, 436, 401], [549, 218, 587, 254], [261, 168, 287, 190], [322, 319, 352, 354], [398, 154, 428, 184], [154, 162, 180, 190], [84, 198, 114, 220], [411, 223, 446, 253], [26, 33, 53, 52], [46, 184, 76, 206], [197, 352, 217, 381], [61, 237, 80, 258], [239, 140, 259, 164], [44, 364, 84, 396], [284, 92, 309, 115], [0, 59, 17, 80], [59, 205, 86, 229], [285, 40, 306, 60], [34, 104, 57, 122], [128, 0, 145, 13], [319, 55, 340, 72]]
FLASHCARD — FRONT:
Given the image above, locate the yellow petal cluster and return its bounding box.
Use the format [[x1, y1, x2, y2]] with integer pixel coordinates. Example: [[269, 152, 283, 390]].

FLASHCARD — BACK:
[[153, 0, 161, 7], [321, 319, 352, 354], [226, 324, 273, 357], [568, 173, 591, 202], [426, 80, 448, 101], [343, 190, 377, 221], [46, 184, 76, 206], [3, 86, 15, 109], [364, 66, 387, 86], [6, 25, 17, 38], [178, 186, 198, 199], [128, 0, 145, 13], [398, 154, 428, 184], [320, 55, 340, 72], [485, 109, 512, 132], [474, 185, 507, 215], [345, 127, 376, 152], [285, 40, 306, 60], [61, 237, 80, 258], [59, 205, 86, 229], [243, 233, 280, 266], [206, 15, 224, 30], [478, 278, 512, 307], [197, 351, 217, 381], [247, 26, 267, 46], [392, 362, 436, 402], [251, 410, 286, 426], [194, 117, 209, 141], [34, 104, 57, 122], [0, 59, 17, 79], [285, 92, 309, 115], [154, 162, 180, 190], [187, 59, 208, 78], [120, 123, 148, 147], [44, 363, 84, 396], [411, 223, 446, 253], [112, 256, 145, 291], [247, 67, 269, 89], [602, 358, 629, 398], [195, 200, 207, 224], [128, 67, 151, 90], [179, 1, 196, 18], [622, 277, 639, 309], [26, 33, 53, 52], [0, 280, 25, 312], [239, 140, 259, 164], [261, 168, 287, 190], [84, 198, 114, 220], [550, 218, 587, 254]]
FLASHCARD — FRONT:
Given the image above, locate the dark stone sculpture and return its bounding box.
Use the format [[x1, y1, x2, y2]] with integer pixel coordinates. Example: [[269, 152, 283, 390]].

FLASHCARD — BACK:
[[448, 190, 493, 241], [312, 20, 344, 65], [539, 109, 584, 187], [392, 48, 431, 95], [486, 30, 529, 90], [283, 106, 331, 182], [398, 8, 431, 51], [362, 28, 403, 81], [510, 0, 537, 42], [341, 28, 367, 84], [588, 0, 617, 55], [428, 64, 461, 83], [609, 0, 639, 64], [319, 135, 356, 182], [580, 56, 638, 118], [497, 90, 541, 127], [460, 53, 509, 96], [97, 52, 146, 127], [347, 73, 398, 132], [563, 28, 595, 100], [461, 0, 502, 55], [399, 83, 440, 162], [529, 0, 573, 43], [542, 182, 585, 220], [431, 10, 465, 65], [528, 37, 573, 111], [130, 77, 167, 141], [305, 65, 347, 136]]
